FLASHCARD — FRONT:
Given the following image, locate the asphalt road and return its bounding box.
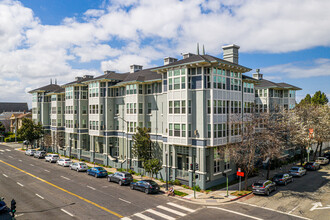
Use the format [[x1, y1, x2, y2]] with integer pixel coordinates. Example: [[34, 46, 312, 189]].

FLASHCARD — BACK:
[[0, 144, 319, 220]]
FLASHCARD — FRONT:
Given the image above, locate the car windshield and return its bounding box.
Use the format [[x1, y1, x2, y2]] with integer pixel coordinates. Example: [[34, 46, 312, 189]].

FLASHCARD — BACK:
[[125, 174, 132, 177], [79, 163, 86, 165], [53, 155, 59, 157], [254, 182, 263, 186], [64, 159, 71, 161], [145, 180, 158, 186], [96, 167, 105, 171], [274, 174, 283, 178]]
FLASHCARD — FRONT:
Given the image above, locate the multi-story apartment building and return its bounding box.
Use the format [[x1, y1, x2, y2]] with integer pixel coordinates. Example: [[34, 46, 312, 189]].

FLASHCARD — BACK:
[[253, 69, 301, 112], [30, 44, 259, 189]]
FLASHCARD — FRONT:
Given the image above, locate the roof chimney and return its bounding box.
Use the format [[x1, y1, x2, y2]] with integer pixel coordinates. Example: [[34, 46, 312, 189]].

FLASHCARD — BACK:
[[164, 57, 178, 65], [75, 76, 83, 81], [104, 70, 116, 74], [83, 75, 94, 79], [222, 44, 240, 64], [130, 64, 143, 73], [252, 69, 263, 80]]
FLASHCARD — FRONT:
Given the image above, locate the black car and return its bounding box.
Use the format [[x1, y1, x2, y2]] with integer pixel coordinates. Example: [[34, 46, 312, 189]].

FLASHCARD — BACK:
[[130, 180, 160, 194], [34, 151, 46, 159], [107, 172, 133, 186], [304, 162, 320, 171], [272, 173, 293, 185], [252, 180, 276, 196]]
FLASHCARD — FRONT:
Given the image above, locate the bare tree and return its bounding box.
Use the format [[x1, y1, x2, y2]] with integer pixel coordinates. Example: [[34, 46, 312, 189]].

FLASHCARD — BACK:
[[41, 133, 52, 152], [54, 132, 65, 153]]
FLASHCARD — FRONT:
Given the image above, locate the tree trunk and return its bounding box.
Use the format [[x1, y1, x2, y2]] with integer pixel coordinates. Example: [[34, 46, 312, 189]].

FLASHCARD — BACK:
[[244, 173, 248, 191], [300, 146, 304, 166], [267, 161, 271, 180], [319, 142, 323, 157], [313, 142, 320, 161]]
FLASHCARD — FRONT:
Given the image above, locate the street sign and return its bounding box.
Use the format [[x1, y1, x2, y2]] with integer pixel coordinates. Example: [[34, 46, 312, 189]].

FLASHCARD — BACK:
[[237, 171, 244, 177]]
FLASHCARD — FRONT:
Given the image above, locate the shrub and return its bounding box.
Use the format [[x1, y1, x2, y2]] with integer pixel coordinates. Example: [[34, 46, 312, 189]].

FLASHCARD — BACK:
[[173, 179, 181, 186], [193, 185, 201, 192], [174, 190, 188, 197], [128, 169, 136, 175]]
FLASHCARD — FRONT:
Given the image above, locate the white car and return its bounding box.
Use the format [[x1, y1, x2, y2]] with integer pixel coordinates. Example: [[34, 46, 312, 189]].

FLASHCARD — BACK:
[[70, 162, 88, 172], [316, 157, 329, 165], [289, 167, 307, 177], [57, 158, 72, 167], [45, 154, 59, 163], [25, 149, 36, 156]]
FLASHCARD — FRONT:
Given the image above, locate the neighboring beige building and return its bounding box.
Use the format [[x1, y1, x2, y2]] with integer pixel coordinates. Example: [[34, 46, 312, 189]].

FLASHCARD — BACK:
[[10, 112, 32, 133]]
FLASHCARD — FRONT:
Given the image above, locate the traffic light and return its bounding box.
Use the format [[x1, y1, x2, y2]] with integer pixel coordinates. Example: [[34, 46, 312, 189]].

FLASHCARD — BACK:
[[195, 174, 198, 179], [195, 163, 199, 170], [190, 163, 193, 170], [11, 199, 16, 216]]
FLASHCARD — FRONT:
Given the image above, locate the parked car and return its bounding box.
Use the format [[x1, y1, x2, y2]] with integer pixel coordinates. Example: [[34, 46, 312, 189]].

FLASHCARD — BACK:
[[252, 180, 277, 196], [316, 157, 329, 165], [289, 166, 307, 177], [130, 180, 160, 194], [272, 173, 293, 185], [57, 158, 72, 167], [70, 162, 88, 172], [87, 167, 108, 178], [45, 154, 59, 163], [107, 172, 133, 186], [323, 152, 330, 160], [304, 162, 320, 171], [33, 151, 46, 159], [25, 149, 36, 156]]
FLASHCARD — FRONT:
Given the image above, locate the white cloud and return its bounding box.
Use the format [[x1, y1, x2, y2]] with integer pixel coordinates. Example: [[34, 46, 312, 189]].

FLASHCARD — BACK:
[[1, 0, 330, 104]]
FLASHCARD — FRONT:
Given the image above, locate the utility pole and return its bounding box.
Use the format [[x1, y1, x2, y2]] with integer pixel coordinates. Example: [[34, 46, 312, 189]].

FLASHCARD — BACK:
[[165, 151, 168, 191]]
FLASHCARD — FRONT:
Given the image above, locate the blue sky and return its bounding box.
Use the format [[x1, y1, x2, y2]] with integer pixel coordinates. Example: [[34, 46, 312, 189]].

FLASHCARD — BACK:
[[0, 0, 329, 106]]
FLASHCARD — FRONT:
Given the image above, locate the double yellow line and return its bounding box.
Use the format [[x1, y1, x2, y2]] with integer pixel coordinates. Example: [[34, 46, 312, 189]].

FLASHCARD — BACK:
[[0, 160, 123, 218]]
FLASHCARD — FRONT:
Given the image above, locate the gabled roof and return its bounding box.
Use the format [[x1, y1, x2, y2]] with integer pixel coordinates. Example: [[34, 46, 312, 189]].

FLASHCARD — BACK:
[[152, 54, 251, 72], [121, 68, 161, 83], [276, 83, 301, 90], [0, 102, 29, 114], [93, 72, 129, 81], [62, 77, 92, 87], [28, 84, 62, 93]]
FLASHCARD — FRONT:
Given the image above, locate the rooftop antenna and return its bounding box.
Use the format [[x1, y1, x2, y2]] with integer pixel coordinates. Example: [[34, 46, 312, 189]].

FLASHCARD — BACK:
[[50, 78, 52, 84], [197, 43, 200, 55], [55, 78, 57, 85], [203, 44, 205, 55]]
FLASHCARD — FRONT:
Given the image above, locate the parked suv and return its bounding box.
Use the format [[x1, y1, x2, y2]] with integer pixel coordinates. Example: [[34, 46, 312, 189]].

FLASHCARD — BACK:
[[34, 151, 46, 159], [304, 162, 320, 171], [107, 172, 133, 186], [252, 180, 276, 196], [272, 173, 293, 185], [316, 157, 329, 165], [70, 162, 88, 172], [45, 154, 59, 163], [25, 149, 36, 156]]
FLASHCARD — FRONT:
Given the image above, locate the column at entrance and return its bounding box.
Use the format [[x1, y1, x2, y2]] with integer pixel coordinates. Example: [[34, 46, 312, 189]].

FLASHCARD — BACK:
[[171, 145, 177, 181]]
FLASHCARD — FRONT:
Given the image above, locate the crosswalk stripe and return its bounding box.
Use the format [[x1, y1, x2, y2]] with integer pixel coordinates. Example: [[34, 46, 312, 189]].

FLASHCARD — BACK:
[[134, 213, 154, 220], [157, 205, 186, 217], [167, 202, 195, 213], [146, 209, 175, 220], [0, 150, 4, 152], [121, 217, 132, 220], [5, 149, 11, 151]]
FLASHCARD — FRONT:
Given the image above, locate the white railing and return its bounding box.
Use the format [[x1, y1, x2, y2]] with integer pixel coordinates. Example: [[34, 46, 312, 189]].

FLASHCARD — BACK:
[[177, 169, 189, 180]]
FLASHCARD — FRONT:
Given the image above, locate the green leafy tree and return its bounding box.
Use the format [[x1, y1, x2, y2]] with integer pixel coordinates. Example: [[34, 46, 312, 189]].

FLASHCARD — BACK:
[[311, 91, 328, 105], [132, 127, 152, 166], [17, 118, 43, 148], [298, 94, 311, 106], [144, 158, 162, 178]]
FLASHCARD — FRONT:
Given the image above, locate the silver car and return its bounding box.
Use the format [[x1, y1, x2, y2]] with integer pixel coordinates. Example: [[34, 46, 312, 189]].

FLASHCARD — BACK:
[[70, 162, 88, 172], [25, 149, 36, 156], [289, 167, 307, 177], [57, 158, 72, 167], [45, 154, 59, 163]]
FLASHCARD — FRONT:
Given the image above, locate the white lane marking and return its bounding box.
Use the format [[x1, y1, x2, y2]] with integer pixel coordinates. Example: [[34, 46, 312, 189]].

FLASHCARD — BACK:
[[5, 149, 11, 151], [167, 202, 195, 213], [8, 155, 13, 158], [3, 174, 8, 177], [87, 185, 96, 190], [157, 205, 186, 216], [121, 217, 132, 220], [0, 150, 4, 152], [61, 209, 74, 217], [61, 176, 70, 180], [19, 159, 22, 162], [17, 182, 24, 187], [146, 209, 175, 220], [207, 206, 263, 220], [15, 213, 24, 218], [0, 153, 3, 154], [30, 164, 34, 166], [288, 205, 299, 214], [119, 198, 131, 204], [134, 213, 154, 220], [35, 194, 44, 200], [44, 169, 50, 172], [236, 202, 311, 220]]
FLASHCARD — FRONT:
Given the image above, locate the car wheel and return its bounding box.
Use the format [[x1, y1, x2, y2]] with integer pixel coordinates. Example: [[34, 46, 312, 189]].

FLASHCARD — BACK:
[[266, 190, 270, 196], [108, 177, 111, 182], [291, 178, 294, 183], [274, 186, 277, 192], [95, 174, 98, 178], [130, 185, 134, 190], [284, 181, 287, 186], [145, 188, 149, 194], [76, 168, 79, 172]]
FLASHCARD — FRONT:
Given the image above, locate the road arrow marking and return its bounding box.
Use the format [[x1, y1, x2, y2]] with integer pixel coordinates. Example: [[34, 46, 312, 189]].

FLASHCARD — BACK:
[[310, 202, 330, 211]]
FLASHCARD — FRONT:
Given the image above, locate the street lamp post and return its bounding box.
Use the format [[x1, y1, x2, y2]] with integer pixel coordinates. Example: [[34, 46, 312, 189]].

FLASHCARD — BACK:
[[165, 151, 168, 191], [115, 116, 129, 171]]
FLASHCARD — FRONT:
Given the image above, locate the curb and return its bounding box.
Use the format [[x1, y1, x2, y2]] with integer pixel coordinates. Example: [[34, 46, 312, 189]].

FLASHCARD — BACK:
[[230, 192, 253, 201]]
